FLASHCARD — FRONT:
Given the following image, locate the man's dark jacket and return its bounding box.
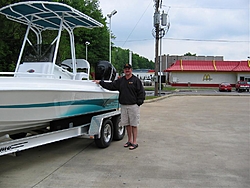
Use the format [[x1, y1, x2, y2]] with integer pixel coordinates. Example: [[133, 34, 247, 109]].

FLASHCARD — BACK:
[[99, 75, 145, 106]]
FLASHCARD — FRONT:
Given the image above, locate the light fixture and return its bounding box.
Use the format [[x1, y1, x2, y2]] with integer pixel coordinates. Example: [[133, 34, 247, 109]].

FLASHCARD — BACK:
[[85, 41, 90, 61], [107, 10, 117, 63]]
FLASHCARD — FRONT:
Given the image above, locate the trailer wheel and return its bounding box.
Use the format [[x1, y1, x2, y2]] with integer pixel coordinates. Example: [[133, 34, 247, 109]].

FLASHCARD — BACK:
[[9, 132, 27, 140], [113, 115, 125, 141], [95, 119, 113, 148]]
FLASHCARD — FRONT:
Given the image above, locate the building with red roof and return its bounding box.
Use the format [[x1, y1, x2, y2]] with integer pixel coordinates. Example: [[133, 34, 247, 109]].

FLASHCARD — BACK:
[[164, 60, 250, 87]]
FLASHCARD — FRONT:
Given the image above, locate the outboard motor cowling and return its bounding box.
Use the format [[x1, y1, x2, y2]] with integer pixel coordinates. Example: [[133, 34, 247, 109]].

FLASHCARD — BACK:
[[95, 61, 116, 81]]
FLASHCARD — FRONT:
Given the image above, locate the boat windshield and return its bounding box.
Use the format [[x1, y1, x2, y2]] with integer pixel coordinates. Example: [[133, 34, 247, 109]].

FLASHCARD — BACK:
[[22, 44, 59, 63]]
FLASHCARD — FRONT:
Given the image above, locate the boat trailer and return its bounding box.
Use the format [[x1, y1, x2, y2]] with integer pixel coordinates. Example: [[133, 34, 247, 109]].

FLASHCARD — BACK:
[[0, 110, 124, 156]]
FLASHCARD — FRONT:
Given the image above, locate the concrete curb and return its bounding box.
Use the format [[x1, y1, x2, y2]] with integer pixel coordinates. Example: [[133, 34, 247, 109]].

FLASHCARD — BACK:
[[144, 93, 175, 103], [144, 92, 250, 103]]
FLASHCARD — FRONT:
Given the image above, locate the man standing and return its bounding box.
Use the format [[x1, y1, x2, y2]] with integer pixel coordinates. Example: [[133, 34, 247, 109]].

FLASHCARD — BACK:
[[93, 63, 145, 150]]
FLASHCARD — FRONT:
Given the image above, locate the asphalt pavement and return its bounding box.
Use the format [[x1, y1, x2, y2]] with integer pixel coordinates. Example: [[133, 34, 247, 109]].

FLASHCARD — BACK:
[[0, 95, 249, 188], [145, 88, 250, 97]]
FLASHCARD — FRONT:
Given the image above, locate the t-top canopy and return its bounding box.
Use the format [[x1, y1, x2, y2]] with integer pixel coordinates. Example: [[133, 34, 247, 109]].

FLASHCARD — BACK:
[[0, 1, 103, 30]]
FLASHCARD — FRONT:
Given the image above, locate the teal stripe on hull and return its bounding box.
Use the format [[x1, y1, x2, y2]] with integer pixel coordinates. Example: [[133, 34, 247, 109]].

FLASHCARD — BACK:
[[63, 103, 117, 117], [0, 97, 119, 118], [0, 98, 118, 109]]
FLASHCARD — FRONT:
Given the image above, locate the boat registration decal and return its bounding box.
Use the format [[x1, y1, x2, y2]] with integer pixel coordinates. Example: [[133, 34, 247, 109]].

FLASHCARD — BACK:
[[0, 141, 28, 154]]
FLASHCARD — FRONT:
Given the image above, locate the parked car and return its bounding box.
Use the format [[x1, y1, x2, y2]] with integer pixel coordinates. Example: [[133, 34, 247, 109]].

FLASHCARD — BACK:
[[143, 79, 152, 86], [235, 81, 250, 92], [219, 82, 232, 92]]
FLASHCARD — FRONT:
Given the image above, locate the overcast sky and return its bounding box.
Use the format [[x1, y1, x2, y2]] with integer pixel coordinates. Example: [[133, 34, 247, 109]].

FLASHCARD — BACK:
[[99, 0, 249, 61]]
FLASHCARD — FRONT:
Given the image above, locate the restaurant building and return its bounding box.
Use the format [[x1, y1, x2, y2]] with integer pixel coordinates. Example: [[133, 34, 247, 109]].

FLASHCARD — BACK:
[[165, 59, 250, 87]]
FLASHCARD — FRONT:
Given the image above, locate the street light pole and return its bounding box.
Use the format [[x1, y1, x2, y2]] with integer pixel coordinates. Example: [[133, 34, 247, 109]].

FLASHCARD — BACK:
[[107, 10, 117, 64], [85, 41, 90, 61]]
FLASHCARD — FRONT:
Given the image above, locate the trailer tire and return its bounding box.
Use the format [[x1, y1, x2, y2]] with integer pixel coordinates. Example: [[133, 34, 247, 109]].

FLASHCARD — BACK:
[[95, 119, 113, 148], [113, 115, 125, 141], [9, 132, 27, 140]]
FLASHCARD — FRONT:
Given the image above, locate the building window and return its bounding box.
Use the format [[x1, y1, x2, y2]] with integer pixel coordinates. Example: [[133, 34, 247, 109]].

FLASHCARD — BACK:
[[240, 76, 244, 81]]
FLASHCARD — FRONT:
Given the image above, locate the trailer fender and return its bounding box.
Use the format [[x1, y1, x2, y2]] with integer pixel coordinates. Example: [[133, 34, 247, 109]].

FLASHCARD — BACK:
[[88, 110, 121, 138]]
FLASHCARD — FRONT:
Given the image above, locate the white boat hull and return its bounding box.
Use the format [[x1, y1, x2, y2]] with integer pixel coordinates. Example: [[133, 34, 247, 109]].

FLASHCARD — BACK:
[[0, 77, 119, 136]]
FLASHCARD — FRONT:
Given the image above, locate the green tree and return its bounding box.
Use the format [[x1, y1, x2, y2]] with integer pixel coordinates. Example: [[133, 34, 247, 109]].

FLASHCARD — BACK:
[[184, 52, 196, 56], [112, 47, 154, 74], [0, 0, 27, 72]]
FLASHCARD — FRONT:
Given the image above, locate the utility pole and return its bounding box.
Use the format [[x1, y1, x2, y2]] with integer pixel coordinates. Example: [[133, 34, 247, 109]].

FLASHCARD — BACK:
[[153, 0, 161, 96], [153, 1, 170, 96]]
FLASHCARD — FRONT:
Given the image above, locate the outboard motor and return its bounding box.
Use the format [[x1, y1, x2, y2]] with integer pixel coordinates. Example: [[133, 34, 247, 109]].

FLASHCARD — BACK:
[[95, 61, 117, 81]]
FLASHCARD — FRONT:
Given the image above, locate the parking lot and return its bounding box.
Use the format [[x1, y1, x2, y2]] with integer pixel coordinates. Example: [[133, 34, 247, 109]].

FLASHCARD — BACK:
[[0, 95, 249, 188], [145, 87, 250, 97]]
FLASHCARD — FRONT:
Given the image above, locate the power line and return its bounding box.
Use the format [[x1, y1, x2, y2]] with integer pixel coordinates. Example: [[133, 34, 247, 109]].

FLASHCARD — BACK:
[[122, 0, 152, 47], [164, 37, 249, 43], [166, 5, 248, 10], [116, 37, 249, 43]]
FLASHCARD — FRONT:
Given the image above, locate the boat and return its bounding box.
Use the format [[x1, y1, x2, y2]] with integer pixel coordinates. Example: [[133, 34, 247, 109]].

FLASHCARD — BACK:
[[0, 1, 119, 138]]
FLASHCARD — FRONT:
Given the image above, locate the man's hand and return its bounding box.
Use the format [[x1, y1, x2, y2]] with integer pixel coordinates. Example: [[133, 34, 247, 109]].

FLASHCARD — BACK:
[[93, 80, 100, 84]]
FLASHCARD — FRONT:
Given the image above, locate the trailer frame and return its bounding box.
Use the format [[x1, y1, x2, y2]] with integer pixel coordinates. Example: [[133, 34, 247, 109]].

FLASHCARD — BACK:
[[0, 110, 124, 156]]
